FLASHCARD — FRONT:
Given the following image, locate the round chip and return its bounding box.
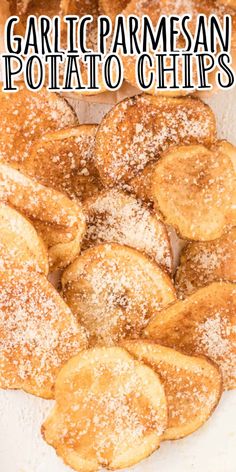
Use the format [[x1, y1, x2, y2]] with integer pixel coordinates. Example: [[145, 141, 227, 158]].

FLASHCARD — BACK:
[[144, 282, 236, 390], [122, 340, 222, 440], [151, 144, 235, 241], [95, 95, 216, 187], [0, 268, 87, 398], [24, 125, 103, 202], [62, 243, 176, 346], [0, 203, 48, 274], [175, 229, 236, 298], [83, 189, 173, 273], [42, 347, 168, 471], [0, 84, 77, 165], [0, 164, 86, 270]]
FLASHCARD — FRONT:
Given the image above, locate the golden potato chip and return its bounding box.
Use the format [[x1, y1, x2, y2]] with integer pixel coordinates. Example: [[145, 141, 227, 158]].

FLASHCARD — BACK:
[[95, 95, 216, 187], [0, 202, 48, 274], [24, 125, 103, 202], [0, 84, 77, 165], [83, 189, 173, 272], [175, 229, 236, 297], [151, 144, 235, 240], [0, 164, 86, 270], [122, 340, 222, 440], [144, 282, 236, 390], [42, 347, 168, 471], [0, 268, 87, 398], [62, 243, 176, 346]]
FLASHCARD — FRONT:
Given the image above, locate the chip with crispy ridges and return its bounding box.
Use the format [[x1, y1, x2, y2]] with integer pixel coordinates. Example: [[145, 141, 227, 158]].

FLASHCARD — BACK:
[[95, 95, 216, 187], [83, 189, 173, 273], [42, 347, 168, 471], [175, 229, 236, 298], [62, 243, 176, 346], [122, 340, 222, 440], [144, 282, 236, 390], [151, 144, 235, 241]]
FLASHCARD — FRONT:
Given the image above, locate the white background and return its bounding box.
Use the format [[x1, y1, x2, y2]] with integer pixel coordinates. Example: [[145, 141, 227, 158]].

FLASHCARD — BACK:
[[0, 86, 236, 472]]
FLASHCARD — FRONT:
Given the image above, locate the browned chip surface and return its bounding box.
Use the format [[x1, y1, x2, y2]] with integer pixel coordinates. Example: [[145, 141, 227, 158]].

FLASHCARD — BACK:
[[83, 189, 173, 272], [0, 164, 86, 270], [95, 95, 216, 187], [175, 229, 236, 297], [0, 268, 87, 398], [151, 144, 234, 240], [62, 243, 176, 346], [24, 125, 103, 202], [42, 347, 167, 471], [144, 282, 236, 390], [0, 85, 77, 164], [122, 340, 222, 440], [0, 203, 48, 274]]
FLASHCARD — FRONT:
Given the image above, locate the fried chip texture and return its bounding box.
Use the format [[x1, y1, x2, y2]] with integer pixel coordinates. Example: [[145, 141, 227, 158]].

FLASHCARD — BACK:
[[62, 243, 176, 346], [122, 340, 222, 440], [144, 282, 236, 390], [42, 347, 168, 471]]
